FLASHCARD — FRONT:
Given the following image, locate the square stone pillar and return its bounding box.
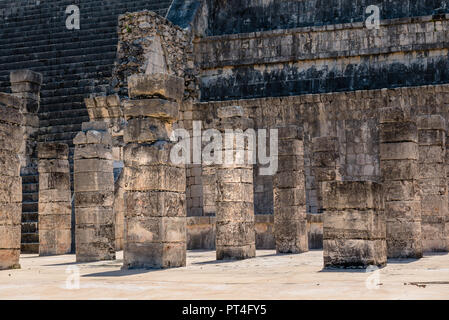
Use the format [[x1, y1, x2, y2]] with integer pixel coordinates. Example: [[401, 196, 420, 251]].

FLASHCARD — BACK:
[[379, 106, 422, 258], [73, 121, 115, 262], [123, 74, 186, 269], [37, 143, 72, 256], [311, 136, 341, 213], [417, 115, 448, 252], [273, 125, 308, 253], [322, 181, 386, 268], [0, 94, 23, 270], [215, 106, 256, 260], [10, 70, 42, 173]]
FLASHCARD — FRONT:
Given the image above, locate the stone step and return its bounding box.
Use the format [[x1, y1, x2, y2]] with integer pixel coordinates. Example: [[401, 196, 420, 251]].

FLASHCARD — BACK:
[[22, 212, 38, 223], [22, 193, 38, 203], [22, 202, 38, 213], [21, 232, 39, 244], [21, 243, 39, 254], [21, 175, 38, 184], [22, 183, 38, 194], [21, 222, 38, 234]]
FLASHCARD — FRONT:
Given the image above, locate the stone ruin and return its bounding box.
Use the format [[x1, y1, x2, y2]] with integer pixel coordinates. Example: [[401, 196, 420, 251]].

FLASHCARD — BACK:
[[1, 2, 449, 271]]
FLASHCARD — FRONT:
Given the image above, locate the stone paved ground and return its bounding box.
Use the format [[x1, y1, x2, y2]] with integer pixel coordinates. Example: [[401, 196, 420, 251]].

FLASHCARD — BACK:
[[0, 250, 448, 299]]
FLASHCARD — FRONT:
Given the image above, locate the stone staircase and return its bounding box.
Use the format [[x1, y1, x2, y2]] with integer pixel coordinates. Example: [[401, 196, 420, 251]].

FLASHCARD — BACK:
[[0, 0, 174, 253]]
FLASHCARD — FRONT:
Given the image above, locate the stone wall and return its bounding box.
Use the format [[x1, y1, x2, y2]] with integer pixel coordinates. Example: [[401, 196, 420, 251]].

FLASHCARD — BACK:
[[195, 15, 449, 101], [200, 0, 449, 36], [198, 83, 449, 220]]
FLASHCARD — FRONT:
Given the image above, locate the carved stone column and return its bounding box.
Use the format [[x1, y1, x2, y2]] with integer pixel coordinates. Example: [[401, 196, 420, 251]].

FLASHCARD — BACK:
[[74, 121, 115, 262], [123, 73, 186, 269]]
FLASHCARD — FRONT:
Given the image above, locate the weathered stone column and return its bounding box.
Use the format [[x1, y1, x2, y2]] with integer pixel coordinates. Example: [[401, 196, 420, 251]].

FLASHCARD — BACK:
[[10, 70, 42, 172], [0, 93, 23, 270], [273, 125, 308, 253], [123, 73, 186, 269], [322, 181, 386, 268], [73, 121, 115, 262], [379, 106, 422, 258], [215, 106, 255, 260], [85, 94, 126, 251], [37, 143, 72, 256], [417, 115, 448, 252], [311, 136, 341, 213]]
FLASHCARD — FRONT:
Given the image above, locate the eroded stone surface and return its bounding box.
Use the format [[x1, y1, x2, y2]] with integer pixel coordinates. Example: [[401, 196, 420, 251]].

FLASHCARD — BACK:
[[74, 123, 116, 262], [37, 142, 71, 256]]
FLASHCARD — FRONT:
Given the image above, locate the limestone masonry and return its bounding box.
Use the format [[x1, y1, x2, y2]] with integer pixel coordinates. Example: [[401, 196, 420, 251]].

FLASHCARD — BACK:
[[1, 1, 449, 271]]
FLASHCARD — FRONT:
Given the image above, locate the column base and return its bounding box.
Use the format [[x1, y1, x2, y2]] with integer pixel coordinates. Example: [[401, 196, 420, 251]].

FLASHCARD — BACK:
[[216, 244, 256, 260]]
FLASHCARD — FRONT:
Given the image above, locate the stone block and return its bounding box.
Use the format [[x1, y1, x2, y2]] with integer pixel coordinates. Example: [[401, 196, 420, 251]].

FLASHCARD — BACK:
[[38, 201, 72, 215], [216, 182, 253, 203], [74, 144, 113, 160], [385, 200, 421, 220], [323, 210, 385, 240], [125, 217, 186, 243], [0, 249, 20, 270], [216, 221, 255, 246], [216, 244, 256, 260], [273, 170, 305, 189], [81, 121, 108, 132], [322, 181, 383, 210], [0, 203, 21, 225], [39, 229, 72, 256], [0, 123, 23, 152], [39, 172, 71, 191], [215, 201, 254, 222], [124, 117, 171, 143], [123, 165, 186, 192], [74, 159, 114, 173], [74, 191, 114, 208], [37, 143, 68, 159], [38, 189, 71, 203], [323, 239, 387, 268], [39, 214, 71, 231], [124, 99, 179, 121], [74, 172, 114, 192], [123, 142, 172, 167], [127, 73, 184, 102], [123, 242, 186, 269], [10, 69, 43, 85], [379, 122, 418, 143], [274, 187, 306, 207], [380, 159, 418, 180], [0, 150, 20, 177], [124, 191, 186, 218], [0, 176, 22, 203], [0, 225, 21, 249], [38, 159, 70, 173], [380, 142, 418, 160], [216, 168, 253, 184]]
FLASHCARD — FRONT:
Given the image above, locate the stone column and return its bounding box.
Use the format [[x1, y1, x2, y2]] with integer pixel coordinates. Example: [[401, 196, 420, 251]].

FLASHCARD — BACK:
[[215, 106, 255, 260], [311, 136, 341, 213], [0, 94, 23, 270], [379, 106, 422, 258], [123, 73, 186, 269], [10, 70, 42, 254], [417, 115, 448, 252], [10, 70, 42, 172], [73, 121, 115, 262], [273, 125, 308, 253], [322, 181, 386, 268], [37, 143, 72, 256], [85, 94, 126, 251]]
